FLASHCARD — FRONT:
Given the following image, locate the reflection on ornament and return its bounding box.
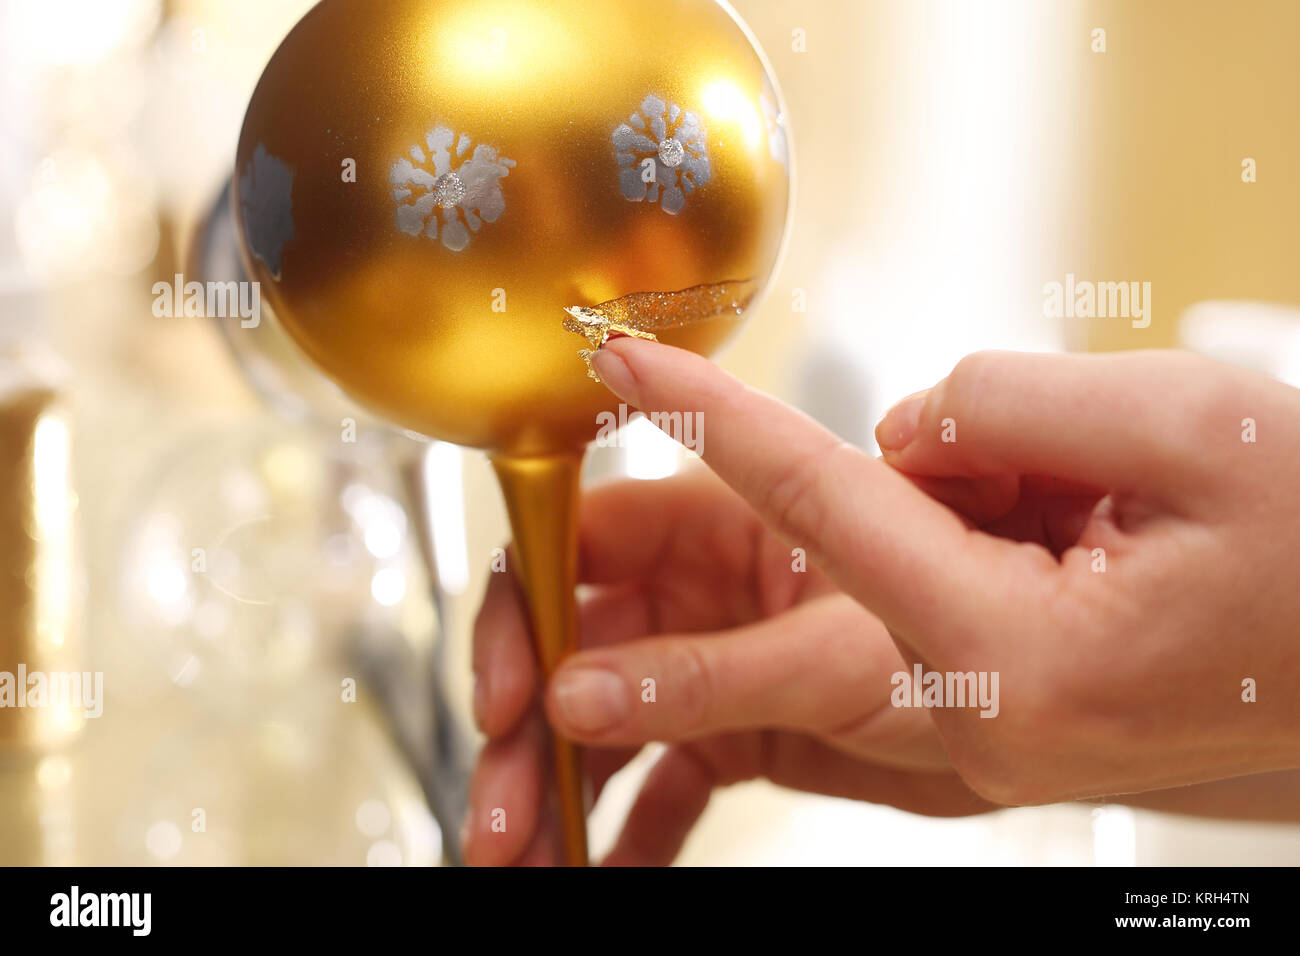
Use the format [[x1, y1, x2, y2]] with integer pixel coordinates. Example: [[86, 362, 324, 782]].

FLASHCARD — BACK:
[[760, 77, 791, 172]]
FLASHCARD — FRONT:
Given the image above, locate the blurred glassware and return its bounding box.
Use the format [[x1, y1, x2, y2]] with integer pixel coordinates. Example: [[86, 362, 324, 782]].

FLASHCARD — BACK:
[[110, 686, 443, 866], [11, 148, 160, 282], [110, 419, 450, 864], [0, 0, 164, 282], [115, 423, 426, 699], [0, 312, 84, 755], [189, 181, 389, 430], [184, 182, 474, 862], [1, 659, 444, 866]]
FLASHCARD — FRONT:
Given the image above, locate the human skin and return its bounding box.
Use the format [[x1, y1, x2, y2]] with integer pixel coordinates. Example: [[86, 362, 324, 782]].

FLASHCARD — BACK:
[[463, 341, 1300, 865]]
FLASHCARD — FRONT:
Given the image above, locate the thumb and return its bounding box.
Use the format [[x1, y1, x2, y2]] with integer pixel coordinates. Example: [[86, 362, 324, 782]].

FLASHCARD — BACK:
[[544, 594, 950, 769], [875, 350, 1219, 504]]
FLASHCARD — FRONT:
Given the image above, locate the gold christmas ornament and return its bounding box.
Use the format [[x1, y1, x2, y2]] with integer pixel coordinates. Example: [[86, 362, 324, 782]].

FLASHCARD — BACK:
[[234, 0, 790, 865]]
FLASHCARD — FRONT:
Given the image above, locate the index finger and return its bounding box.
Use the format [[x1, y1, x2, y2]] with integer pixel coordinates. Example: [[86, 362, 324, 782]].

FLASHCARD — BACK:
[[589, 338, 1044, 647]]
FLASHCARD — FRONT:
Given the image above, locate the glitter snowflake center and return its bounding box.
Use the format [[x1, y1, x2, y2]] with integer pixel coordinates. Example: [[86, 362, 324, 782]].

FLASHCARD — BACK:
[[657, 138, 685, 168], [431, 172, 466, 208]]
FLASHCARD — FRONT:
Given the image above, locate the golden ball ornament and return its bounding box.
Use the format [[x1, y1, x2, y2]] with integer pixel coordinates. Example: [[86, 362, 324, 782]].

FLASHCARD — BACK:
[[234, 0, 791, 456]]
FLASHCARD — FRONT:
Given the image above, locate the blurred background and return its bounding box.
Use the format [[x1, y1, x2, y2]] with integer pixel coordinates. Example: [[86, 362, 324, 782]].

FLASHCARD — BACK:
[[1, 0, 1298, 865]]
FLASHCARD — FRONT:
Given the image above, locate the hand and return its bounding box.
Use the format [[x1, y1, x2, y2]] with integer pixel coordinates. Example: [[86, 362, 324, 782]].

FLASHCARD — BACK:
[[586, 341, 1300, 806], [462, 468, 992, 867]]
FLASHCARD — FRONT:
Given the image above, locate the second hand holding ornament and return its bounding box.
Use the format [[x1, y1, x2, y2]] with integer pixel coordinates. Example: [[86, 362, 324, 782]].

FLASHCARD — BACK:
[[234, 0, 790, 865]]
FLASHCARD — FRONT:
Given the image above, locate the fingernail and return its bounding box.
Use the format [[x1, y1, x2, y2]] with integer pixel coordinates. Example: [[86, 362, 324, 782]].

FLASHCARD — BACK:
[[551, 668, 629, 734], [590, 346, 642, 407], [875, 389, 928, 451]]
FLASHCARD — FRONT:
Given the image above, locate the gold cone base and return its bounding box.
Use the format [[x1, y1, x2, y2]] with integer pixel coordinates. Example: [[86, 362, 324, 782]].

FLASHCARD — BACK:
[[490, 452, 589, 866]]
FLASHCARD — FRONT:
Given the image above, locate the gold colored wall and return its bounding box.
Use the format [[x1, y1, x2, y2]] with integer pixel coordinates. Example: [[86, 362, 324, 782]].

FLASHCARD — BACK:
[[1077, 0, 1300, 351]]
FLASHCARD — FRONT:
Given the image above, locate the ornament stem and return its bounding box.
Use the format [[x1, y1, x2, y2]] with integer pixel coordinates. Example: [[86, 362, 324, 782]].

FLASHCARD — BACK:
[[490, 451, 589, 866]]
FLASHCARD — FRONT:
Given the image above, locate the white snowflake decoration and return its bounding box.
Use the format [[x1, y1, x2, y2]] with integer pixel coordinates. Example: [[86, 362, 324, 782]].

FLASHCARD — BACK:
[[390, 126, 515, 252], [613, 95, 710, 215]]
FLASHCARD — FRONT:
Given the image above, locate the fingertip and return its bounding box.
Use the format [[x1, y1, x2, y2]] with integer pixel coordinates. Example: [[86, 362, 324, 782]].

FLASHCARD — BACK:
[[463, 719, 547, 867], [590, 343, 642, 407], [875, 388, 929, 453], [471, 566, 512, 669], [597, 333, 657, 364], [598, 336, 741, 410]]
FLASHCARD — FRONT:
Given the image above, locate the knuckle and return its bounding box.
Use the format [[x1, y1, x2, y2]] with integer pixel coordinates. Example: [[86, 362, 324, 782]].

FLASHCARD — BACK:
[[666, 641, 717, 737], [937, 351, 1011, 461], [946, 351, 1007, 405], [1143, 351, 1234, 471], [757, 440, 840, 544], [1184, 367, 1240, 437]]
